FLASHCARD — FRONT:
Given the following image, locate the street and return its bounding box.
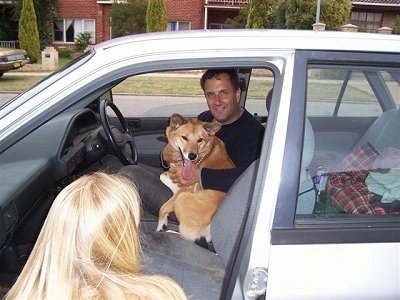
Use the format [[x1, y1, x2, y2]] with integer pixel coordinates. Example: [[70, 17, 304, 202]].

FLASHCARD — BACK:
[[0, 93, 208, 116]]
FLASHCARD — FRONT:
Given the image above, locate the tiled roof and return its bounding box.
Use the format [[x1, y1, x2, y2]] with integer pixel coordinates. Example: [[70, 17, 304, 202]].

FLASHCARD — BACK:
[[353, 0, 400, 5]]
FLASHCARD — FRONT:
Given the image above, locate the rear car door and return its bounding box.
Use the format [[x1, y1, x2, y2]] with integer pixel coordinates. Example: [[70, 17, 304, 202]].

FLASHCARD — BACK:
[[265, 50, 400, 298]]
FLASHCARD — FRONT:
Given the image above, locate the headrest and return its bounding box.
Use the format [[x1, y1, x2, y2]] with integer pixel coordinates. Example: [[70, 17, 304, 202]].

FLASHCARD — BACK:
[[266, 88, 273, 113], [300, 118, 315, 182]]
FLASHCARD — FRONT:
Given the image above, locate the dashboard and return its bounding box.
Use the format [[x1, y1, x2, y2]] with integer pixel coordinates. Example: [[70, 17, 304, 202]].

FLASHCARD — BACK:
[[0, 108, 109, 251]]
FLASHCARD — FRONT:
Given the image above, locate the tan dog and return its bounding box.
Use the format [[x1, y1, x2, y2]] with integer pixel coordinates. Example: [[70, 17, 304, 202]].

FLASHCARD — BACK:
[[157, 113, 235, 242]]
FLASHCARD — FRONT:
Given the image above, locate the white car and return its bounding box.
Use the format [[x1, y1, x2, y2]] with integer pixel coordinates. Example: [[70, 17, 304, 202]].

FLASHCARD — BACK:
[[0, 30, 399, 299]]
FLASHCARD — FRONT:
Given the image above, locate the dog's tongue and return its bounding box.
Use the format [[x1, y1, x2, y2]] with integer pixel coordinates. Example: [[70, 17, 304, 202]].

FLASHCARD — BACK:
[[182, 159, 193, 181]]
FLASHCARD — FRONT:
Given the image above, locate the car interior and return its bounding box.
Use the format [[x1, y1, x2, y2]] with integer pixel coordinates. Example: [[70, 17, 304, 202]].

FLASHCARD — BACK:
[[0, 61, 399, 298], [0, 67, 271, 296], [299, 65, 400, 217]]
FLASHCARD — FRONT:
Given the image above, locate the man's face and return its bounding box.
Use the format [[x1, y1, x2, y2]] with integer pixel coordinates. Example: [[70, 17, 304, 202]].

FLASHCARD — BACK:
[[203, 73, 241, 125]]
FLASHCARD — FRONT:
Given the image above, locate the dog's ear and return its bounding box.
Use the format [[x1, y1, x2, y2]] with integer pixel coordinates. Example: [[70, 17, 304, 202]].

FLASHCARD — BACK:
[[203, 121, 222, 136], [169, 113, 186, 129]]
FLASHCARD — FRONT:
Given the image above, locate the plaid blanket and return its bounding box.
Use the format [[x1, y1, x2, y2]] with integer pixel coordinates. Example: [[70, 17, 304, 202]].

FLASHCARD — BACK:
[[327, 143, 400, 214]]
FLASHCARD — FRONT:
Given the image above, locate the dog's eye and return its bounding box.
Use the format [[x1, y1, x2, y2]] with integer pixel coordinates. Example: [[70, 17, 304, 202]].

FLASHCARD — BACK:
[[197, 138, 203, 143], [182, 136, 188, 141]]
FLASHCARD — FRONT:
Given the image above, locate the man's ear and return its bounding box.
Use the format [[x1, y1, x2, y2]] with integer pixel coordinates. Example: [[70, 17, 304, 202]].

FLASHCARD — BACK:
[[169, 113, 186, 129], [204, 121, 222, 135]]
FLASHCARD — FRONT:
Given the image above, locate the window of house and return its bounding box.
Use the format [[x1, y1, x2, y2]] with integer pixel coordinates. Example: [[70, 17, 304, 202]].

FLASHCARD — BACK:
[[167, 21, 190, 31], [209, 23, 231, 29], [351, 11, 382, 32], [54, 19, 95, 43]]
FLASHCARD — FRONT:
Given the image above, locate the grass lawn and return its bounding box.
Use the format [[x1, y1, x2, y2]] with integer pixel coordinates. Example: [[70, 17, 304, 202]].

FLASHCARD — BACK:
[[0, 54, 379, 104]]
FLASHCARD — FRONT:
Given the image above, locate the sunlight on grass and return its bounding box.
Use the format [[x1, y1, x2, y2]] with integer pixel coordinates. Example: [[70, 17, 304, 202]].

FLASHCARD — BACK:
[[0, 76, 43, 92], [0, 73, 385, 105], [113, 76, 204, 95], [308, 82, 376, 103]]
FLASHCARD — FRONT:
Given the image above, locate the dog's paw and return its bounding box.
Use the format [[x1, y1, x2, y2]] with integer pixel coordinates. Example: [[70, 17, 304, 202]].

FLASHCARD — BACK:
[[195, 236, 208, 248], [156, 222, 168, 232], [156, 214, 169, 232]]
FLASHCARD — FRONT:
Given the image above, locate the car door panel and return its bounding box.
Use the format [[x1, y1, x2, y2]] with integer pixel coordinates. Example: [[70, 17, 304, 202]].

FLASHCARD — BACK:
[[108, 116, 168, 167], [266, 242, 400, 299]]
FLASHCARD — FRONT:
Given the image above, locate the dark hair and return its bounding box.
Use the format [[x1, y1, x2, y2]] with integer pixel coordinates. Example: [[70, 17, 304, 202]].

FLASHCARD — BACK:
[[200, 68, 240, 91]]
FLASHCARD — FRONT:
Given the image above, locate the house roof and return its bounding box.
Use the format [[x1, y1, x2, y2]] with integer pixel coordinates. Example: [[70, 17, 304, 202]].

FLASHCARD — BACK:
[[353, 0, 400, 5]]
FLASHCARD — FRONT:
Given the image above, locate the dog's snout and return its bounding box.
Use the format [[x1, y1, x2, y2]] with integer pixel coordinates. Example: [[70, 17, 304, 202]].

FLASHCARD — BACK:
[[188, 153, 197, 161]]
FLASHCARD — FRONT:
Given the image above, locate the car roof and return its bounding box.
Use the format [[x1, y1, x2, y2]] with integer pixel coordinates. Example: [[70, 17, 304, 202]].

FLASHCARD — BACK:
[[94, 29, 400, 55]]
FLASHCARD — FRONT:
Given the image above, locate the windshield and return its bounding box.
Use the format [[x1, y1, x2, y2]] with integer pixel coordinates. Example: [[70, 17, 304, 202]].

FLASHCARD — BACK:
[[0, 50, 94, 116]]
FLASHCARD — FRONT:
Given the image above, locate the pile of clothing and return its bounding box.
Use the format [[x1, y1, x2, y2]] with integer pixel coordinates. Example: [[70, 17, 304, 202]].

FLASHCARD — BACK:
[[327, 143, 400, 214]]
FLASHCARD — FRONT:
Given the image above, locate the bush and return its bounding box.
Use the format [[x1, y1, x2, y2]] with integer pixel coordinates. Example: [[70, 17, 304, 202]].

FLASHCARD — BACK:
[[58, 48, 73, 59], [75, 32, 92, 52], [392, 15, 400, 35]]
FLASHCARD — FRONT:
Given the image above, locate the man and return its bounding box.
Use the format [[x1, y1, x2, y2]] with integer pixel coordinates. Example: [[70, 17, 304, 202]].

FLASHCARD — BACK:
[[119, 68, 264, 216]]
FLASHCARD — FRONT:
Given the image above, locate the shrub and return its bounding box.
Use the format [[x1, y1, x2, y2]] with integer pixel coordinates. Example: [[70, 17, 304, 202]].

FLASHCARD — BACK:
[[392, 16, 400, 35], [75, 32, 92, 52], [58, 48, 73, 59]]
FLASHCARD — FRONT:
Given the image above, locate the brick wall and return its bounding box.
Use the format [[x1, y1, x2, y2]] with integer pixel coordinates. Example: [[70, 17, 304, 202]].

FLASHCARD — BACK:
[[167, 0, 204, 29], [57, 0, 111, 44]]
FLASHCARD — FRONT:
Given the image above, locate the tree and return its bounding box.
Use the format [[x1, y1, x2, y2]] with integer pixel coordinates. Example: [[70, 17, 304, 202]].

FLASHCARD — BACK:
[[16, 0, 58, 50], [246, 0, 277, 29], [392, 15, 400, 35], [274, 0, 287, 29], [225, 7, 248, 29], [111, 0, 147, 37], [320, 0, 352, 30], [146, 0, 167, 32], [284, 0, 316, 29], [18, 0, 40, 63], [284, 0, 352, 30]]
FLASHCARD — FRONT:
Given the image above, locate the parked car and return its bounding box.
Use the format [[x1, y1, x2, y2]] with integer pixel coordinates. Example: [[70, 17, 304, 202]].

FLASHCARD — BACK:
[[0, 47, 30, 77], [0, 29, 399, 299]]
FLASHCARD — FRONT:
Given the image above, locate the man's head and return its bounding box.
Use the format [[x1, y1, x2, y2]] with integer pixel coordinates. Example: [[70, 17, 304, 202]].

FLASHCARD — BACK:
[[200, 69, 242, 125]]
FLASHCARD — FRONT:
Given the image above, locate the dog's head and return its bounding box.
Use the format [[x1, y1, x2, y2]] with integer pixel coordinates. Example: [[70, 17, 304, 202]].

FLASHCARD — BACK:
[[166, 113, 222, 163]]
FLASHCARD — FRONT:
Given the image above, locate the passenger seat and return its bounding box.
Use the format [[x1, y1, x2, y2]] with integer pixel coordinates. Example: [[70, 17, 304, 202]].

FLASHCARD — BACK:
[[140, 160, 259, 299], [352, 107, 400, 152]]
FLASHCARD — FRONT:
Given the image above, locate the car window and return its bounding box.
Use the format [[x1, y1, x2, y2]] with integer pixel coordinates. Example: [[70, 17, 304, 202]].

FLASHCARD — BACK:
[[110, 68, 273, 118], [297, 63, 400, 218], [245, 68, 274, 118], [110, 71, 206, 118], [306, 66, 392, 117]]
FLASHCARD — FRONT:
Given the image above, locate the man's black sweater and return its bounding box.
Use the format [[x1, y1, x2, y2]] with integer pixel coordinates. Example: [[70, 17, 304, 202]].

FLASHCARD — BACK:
[[198, 109, 264, 192]]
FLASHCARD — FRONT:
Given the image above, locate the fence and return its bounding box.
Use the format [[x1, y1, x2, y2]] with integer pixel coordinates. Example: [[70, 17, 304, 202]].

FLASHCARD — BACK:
[[206, 0, 248, 5], [0, 41, 17, 48]]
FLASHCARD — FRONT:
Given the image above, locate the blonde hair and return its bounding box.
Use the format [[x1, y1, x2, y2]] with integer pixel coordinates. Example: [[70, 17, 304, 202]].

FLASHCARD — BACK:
[[6, 172, 187, 300]]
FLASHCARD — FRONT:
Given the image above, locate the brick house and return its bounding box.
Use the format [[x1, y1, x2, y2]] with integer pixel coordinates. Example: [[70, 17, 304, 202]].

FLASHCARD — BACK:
[[351, 0, 400, 32], [0, 0, 399, 48]]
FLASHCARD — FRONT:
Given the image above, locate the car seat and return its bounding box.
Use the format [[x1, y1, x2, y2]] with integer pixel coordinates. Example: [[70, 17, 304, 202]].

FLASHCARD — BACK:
[[352, 107, 400, 152], [141, 160, 259, 299], [296, 118, 316, 214]]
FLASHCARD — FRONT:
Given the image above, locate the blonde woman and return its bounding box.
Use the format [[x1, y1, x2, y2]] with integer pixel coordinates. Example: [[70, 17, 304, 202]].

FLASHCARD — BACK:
[[6, 172, 187, 300]]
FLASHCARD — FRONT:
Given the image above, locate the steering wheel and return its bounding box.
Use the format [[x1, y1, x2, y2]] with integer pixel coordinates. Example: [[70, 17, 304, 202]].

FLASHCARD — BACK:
[[99, 99, 138, 165]]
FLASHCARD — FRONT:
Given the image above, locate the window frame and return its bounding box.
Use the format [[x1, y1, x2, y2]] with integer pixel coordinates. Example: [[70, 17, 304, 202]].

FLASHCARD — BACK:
[[53, 19, 96, 44], [167, 21, 191, 31], [351, 11, 383, 33], [271, 50, 400, 245]]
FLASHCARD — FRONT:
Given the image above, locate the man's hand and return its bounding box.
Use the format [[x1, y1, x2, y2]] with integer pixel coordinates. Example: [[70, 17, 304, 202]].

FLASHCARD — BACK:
[[162, 144, 182, 164], [168, 163, 199, 187]]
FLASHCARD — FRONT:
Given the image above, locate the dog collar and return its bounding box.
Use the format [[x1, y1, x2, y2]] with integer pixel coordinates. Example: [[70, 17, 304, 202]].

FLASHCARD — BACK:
[[196, 156, 205, 167]]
